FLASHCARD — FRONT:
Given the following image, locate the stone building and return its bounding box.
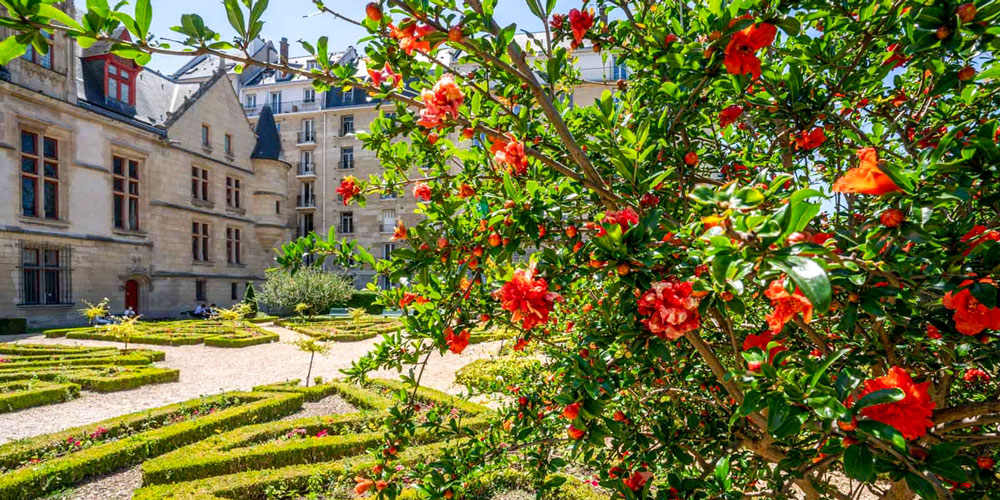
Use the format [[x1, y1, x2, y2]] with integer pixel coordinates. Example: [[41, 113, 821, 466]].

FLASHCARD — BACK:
[[0, 14, 291, 327]]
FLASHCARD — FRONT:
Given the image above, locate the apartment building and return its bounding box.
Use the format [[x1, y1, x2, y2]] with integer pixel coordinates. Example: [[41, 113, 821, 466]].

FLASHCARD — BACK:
[[0, 6, 291, 327]]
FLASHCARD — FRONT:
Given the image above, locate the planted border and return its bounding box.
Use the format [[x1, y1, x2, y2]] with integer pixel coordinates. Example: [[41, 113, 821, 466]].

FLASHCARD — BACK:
[[0, 390, 303, 500], [0, 380, 79, 413], [43, 320, 277, 348]]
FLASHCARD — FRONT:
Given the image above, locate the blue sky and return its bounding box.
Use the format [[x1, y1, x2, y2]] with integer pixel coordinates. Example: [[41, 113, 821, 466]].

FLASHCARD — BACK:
[[73, 0, 583, 74]]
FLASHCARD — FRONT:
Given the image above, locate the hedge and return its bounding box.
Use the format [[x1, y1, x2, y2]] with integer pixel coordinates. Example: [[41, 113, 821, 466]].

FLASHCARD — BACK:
[[246, 315, 278, 324], [72, 366, 180, 392], [141, 380, 486, 486], [455, 356, 542, 393], [45, 320, 276, 348], [0, 352, 161, 371], [335, 290, 384, 314], [0, 380, 79, 413], [251, 380, 391, 406], [0, 390, 303, 500], [0, 344, 116, 356], [0, 319, 26, 336], [202, 332, 278, 348]]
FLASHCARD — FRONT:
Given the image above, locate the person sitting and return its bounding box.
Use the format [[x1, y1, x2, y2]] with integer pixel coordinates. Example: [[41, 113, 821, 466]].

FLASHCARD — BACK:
[[123, 306, 136, 318], [208, 303, 218, 317], [194, 304, 208, 319]]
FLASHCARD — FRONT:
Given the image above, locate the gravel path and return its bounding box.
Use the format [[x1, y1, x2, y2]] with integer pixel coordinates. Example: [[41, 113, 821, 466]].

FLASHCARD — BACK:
[[0, 323, 502, 444]]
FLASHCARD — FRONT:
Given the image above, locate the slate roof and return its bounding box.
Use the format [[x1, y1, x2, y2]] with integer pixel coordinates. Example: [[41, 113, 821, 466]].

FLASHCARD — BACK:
[[250, 105, 281, 160]]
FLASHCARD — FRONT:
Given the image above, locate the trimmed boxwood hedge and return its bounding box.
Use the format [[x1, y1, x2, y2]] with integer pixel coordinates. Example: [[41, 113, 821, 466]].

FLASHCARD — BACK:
[[202, 332, 278, 348], [45, 320, 277, 348], [0, 390, 303, 500], [141, 380, 487, 486], [72, 366, 180, 392], [0, 352, 162, 371], [0, 380, 79, 413]]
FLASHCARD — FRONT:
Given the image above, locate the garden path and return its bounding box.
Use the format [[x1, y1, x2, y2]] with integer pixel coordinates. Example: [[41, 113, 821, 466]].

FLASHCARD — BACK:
[[0, 323, 501, 444]]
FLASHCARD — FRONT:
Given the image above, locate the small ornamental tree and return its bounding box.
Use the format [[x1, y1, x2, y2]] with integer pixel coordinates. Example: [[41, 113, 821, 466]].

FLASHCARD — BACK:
[[243, 281, 259, 316], [213, 303, 251, 335], [106, 315, 140, 352], [292, 337, 331, 387], [79, 298, 110, 326], [4, 0, 1000, 499]]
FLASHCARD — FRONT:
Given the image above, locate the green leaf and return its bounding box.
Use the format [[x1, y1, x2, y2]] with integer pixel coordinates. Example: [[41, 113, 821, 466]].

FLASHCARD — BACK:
[[769, 256, 831, 313], [856, 420, 907, 453], [224, 0, 246, 38], [843, 445, 875, 482], [0, 35, 28, 65], [808, 348, 849, 393], [37, 5, 84, 31], [852, 388, 903, 412], [135, 0, 151, 37], [904, 473, 938, 500], [714, 455, 730, 486]]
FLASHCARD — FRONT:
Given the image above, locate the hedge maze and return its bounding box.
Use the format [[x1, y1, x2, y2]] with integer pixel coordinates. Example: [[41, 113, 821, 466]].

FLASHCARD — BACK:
[[0, 344, 178, 413], [0, 376, 601, 499], [276, 316, 404, 341], [44, 319, 279, 348]]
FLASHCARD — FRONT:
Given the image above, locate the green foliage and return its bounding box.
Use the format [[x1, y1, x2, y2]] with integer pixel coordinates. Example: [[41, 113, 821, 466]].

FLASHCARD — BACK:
[[257, 268, 353, 316], [78, 298, 109, 325], [45, 320, 276, 348], [0, 380, 79, 414], [243, 281, 258, 316], [0, 319, 27, 336], [338, 290, 384, 314], [455, 355, 542, 394]]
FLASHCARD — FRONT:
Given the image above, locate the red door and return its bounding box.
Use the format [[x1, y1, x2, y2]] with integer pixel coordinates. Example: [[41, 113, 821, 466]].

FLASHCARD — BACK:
[[125, 280, 139, 313]]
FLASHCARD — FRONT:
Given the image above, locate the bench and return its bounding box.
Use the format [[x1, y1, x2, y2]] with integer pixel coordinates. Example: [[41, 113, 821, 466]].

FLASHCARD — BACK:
[[328, 308, 349, 316], [381, 309, 403, 317]]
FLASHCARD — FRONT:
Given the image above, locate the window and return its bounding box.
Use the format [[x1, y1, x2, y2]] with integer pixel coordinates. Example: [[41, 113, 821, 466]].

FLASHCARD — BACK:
[[244, 94, 257, 109], [224, 134, 233, 155], [299, 151, 313, 175], [380, 209, 396, 233], [380, 189, 398, 200], [340, 211, 354, 234], [226, 176, 241, 208], [275, 200, 281, 214], [612, 56, 628, 80], [192, 222, 210, 261], [270, 91, 282, 113], [383, 243, 395, 259], [226, 227, 242, 264], [107, 62, 134, 105], [19, 244, 71, 305], [231, 282, 238, 300], [341, 115, 354, 136], [342, 87, 354, 103], [304, 88, 316, 103], [306, 59, 319, 70], [298, 213, 314, 238], [20, 131, 59, 219], [191, 167, 209, 201], [22, 32, 53, 69], [195, 279, 206, 301], [340, 147, 354, 169], [113, 155, 140, 230], [300, 119, 314, 142], [201, 125, 211, 148]]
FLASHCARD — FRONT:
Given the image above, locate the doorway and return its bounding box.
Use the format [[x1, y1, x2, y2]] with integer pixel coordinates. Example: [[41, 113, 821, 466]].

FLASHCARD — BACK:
[[125, 280, 139, 313]]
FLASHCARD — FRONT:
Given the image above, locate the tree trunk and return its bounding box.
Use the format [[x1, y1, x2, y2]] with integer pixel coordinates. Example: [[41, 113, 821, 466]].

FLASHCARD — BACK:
[[306, 352, 315, 387]]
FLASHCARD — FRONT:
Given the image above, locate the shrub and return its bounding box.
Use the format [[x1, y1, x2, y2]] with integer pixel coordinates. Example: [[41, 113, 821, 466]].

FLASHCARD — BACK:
[[243, 282, 258, 316], [455, 355, 542, 394], [0, 319, 26, 336], [337, 290, 384, 314], [257, 269, 353, 316], [0, 380, 79, 414]]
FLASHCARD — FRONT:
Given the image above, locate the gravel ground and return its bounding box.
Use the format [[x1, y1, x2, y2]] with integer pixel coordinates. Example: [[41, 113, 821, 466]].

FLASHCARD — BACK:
[[0, 323, 503, 444], [280, 393, 356, 421]]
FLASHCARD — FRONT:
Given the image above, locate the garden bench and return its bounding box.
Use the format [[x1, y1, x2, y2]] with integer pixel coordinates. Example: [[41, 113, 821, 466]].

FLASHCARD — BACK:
[[328, 308, 349, 316], [381, 309, 403, 317]]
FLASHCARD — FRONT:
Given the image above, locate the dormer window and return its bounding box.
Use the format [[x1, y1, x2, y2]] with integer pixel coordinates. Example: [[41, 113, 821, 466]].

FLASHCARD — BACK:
[[107, 62, 135, 105]]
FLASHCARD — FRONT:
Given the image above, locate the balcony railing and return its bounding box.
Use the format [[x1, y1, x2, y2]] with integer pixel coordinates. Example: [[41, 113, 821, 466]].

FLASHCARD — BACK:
[[297, 130, 317, 144], [340, 159, 354, 169], [296, 194, 316, 208], [244, 99, 324, 116], [297, 162, 316, 176]]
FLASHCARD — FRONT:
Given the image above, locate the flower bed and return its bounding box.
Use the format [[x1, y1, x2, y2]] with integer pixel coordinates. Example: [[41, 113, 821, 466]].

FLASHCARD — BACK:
[[141, 379, 487, 486], [0, 390, 303, 499], [277, 316, 403, 342], [44, 320, 278, 348]]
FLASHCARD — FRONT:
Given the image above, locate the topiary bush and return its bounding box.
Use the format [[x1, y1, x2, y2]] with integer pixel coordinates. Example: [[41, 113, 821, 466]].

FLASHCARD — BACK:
[[257, 268, 354, 316]]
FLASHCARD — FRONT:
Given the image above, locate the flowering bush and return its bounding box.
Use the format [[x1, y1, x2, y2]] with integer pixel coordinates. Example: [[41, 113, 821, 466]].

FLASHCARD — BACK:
[[8, 0, 1000, 497]]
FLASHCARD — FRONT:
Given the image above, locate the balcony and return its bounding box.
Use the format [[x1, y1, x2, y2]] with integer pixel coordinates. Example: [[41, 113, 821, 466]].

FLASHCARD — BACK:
[[296, 194, 317, 211], [339, 159, 354, 170], [296, 162, 316, 178], [296, 130, 317, 146], [244, 99, 324, 116]]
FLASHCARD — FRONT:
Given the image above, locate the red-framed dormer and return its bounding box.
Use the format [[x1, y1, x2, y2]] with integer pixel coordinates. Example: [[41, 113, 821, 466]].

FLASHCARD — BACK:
[[80, 30, 142, 107]]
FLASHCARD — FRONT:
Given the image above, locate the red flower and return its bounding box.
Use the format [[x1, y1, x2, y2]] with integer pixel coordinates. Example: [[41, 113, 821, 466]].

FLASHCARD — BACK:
[[459, 183, 476, 198], [445, 327, 471, 354], [598, 207, 639, 236], [513, 337, 529, 351], [494, 268, 563, 330], [926, 324, 942, 339], [880, 209, 904, 228], [883, 43, 911, 69], [684, 151, 698, 166], [562, 402, 580, 420], [336, 177, 361, 205], [491, 137, 529, 175], [550, 13, 564, 30], [979, 456, 995, 470], [399, 292, 417, 308], [637, 279, 702, 340], [567, 8, 594, 45], [723, 22, 776, 80], [764, 278, 813, 333], [367, 62, 401, 89], [389, 22, 432, 56], [742, 330, 786, 364], [417, 74, 464, 128], [833, 147, 902, 195], [355, 477, 375, 495], [623, 471, 653, 492], [942, 280, 1000, 335], [413, 182, 432, 201], [956, 3, 977, 23], [960, 225, 1000, 256], [567, 424, 586, 440], [392, 221, 408, 240], [718, 105, 744, 128], [963, 367, 991, 383], [793, 127, 826, 150], [854, 366, 935, 440]]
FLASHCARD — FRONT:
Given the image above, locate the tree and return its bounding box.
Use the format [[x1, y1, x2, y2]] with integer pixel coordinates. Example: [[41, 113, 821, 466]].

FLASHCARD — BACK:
[[78, 298, 109, 326], [291, 337, 331, 387], [294, 302, 314, 324], [257, 268, 353, 316], [243, 281, 258, 316], [213, 303, 251, 335], [4, 1, 1000, 499], [106, 315, 139, 352]]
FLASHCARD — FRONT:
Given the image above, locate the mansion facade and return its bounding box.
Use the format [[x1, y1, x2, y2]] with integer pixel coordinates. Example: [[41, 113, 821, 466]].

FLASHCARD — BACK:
[[0, 11, 291, 327]]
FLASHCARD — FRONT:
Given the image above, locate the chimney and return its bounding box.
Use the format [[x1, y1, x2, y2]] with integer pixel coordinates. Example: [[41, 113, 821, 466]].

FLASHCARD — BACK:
[[279, 37, 289, 64]]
